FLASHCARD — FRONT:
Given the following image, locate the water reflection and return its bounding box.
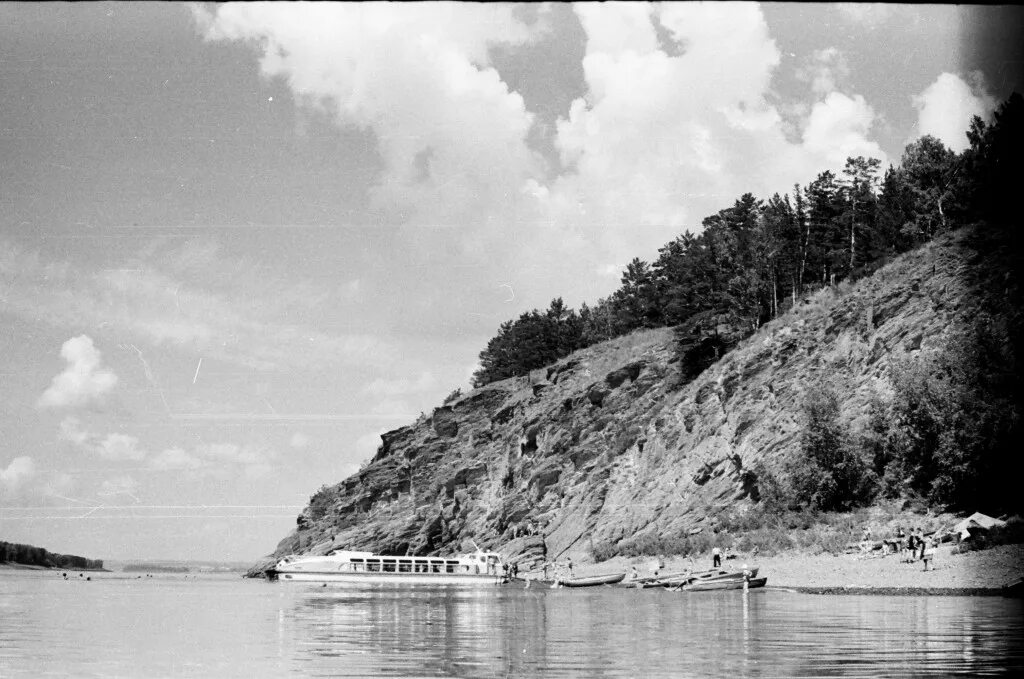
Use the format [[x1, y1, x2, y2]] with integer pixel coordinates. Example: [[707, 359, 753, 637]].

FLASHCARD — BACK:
[[283, 586, 550, 677], [1, 572, 1021, 678], [276, 585, 1024, 678]]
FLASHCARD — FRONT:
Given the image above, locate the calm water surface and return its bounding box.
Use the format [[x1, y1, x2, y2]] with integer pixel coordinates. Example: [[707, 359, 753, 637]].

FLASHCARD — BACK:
[[1, 570, 1022, 677]]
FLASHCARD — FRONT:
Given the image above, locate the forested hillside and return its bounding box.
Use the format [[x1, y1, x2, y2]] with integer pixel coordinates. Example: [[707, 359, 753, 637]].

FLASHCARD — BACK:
[[0, 540, 104, 570], [472, 94, 1024, 391], [249, 94, 1022, 574]]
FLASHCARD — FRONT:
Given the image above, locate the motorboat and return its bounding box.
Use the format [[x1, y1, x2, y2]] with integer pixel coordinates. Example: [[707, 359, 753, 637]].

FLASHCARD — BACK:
[[267, 548, 506, 585]]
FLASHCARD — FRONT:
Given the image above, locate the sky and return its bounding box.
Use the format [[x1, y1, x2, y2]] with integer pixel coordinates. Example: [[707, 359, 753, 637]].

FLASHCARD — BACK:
[[1, 2, 1021, 562]]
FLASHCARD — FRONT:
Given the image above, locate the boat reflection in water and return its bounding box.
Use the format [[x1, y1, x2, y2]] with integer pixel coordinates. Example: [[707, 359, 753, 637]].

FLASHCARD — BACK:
[[283, 586, 551, 677]]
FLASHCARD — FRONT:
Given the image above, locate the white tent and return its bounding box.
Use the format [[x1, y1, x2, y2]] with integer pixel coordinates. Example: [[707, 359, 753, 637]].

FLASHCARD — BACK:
[[951, 512, 1006, 541]]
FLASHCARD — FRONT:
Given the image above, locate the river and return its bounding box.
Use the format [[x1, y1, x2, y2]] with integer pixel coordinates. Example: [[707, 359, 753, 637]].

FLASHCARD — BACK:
[[1, 570, 1021, 677]]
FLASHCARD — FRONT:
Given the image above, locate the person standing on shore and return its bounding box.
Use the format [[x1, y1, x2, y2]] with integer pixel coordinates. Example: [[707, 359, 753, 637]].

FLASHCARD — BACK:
[[922, 538, 936, 571], [712, 546, 722, 568]]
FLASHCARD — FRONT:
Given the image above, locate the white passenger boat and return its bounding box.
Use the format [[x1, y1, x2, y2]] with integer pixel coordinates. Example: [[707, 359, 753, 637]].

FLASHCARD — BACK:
[[268, 548, 507, 585]]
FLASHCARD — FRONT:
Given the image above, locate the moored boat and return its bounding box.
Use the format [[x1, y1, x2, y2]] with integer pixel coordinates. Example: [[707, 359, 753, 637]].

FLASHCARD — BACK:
[[268, 548, 506, 586], [680, 576, 767, 592], [626, 566, 759, 589], [555, 572, 626, 587]]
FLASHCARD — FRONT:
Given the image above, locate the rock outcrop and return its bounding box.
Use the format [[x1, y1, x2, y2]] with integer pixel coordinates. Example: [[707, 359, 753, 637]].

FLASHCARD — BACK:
[[249, 229, 998, 575]]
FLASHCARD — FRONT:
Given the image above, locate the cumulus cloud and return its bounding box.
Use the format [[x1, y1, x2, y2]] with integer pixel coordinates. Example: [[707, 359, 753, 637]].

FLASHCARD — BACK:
[[801, 92, 886, 168], [795, 47, 850, 95], [95, 433, 146, 461], [149, 447, 206, 471], [189, 3, 888, 307], [544, 3, 887, 262], [37, 335, 117, 408], [913, 72, 996, 152], [42, 472, 76, 499], [98, 475, 139, 500], [1, 456, 36, 495], [59, 417, 146, 461], [193, 2, 545, 228]]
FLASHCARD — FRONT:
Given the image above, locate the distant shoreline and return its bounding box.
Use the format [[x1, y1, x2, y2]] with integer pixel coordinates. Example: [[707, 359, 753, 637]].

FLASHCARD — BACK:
[[0, 562, 109, 573]]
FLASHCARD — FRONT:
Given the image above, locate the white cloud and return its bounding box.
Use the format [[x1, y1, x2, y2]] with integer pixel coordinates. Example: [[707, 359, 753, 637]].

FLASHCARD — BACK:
[[193, 2, 545, 229], [544, 3, 887, 264], [801, 92, 886, 168], [0, 239, 396, 372], [37, 335, 117, 408], [42, 472, 76, 499], [95, 433, 146, 461], [188, 2, 889, 312], [58, 416, 92, 447], [98, 475, 139, 500], [1, 456, 36, 495], [59, 418, 146, 461], [289, 432, 310, 449], [913, 72, 996, 152], [149, 447, 207, 471], [796, 47, 850, 95]]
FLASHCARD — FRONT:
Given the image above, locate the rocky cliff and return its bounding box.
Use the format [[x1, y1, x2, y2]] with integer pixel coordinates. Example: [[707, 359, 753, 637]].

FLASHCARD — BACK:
[[250, 228, 1001, 575]]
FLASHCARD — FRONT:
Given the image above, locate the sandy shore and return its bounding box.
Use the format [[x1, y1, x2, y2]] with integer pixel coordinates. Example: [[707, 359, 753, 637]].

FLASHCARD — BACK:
[[534, 543, 1024, 594]]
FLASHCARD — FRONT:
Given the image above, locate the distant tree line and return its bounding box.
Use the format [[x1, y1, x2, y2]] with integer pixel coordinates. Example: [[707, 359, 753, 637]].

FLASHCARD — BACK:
[[472, 93, 1023, 389], [0, 540, 104, 570]]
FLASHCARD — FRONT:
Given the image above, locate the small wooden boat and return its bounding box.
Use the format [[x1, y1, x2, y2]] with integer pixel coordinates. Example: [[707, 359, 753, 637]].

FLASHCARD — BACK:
[[555, 572, 626, 588], [680, 576, 767, 592], [626, 566, 760, 589]]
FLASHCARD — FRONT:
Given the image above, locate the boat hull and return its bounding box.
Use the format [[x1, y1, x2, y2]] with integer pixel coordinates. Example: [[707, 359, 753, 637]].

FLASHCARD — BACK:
[[272, 570, 506, 586], [556, 573, 626, 587], [625, 566, 759, 589], [682, 576, 767, 592]]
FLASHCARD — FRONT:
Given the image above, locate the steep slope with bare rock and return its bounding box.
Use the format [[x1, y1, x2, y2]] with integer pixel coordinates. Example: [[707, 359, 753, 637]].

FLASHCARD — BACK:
[[249, 228, 1001, 575]]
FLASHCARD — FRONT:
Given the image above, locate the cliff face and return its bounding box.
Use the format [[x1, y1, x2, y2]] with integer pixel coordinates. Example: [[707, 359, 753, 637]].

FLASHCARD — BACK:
[[252, 229, 993, 574]]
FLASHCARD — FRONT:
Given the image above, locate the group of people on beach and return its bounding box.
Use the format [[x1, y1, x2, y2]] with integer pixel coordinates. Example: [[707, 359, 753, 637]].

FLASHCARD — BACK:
[[881, 526, 938, 570]]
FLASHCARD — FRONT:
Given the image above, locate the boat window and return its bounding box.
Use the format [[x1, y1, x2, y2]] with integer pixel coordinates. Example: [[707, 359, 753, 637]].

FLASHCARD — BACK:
[[367, 560, 380, 572], [399, 562, 411, 573]]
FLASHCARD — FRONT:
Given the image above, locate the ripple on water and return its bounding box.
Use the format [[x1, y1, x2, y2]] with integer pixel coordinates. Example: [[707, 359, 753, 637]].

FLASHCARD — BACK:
[[1, 572, 1022, 677]]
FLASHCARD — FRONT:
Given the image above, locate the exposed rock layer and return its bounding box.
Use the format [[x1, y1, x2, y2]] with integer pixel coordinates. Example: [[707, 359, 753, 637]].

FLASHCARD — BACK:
[[250, 229, 993, 575]]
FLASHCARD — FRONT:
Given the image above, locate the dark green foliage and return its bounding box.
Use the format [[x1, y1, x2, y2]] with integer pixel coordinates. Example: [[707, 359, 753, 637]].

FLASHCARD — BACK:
[[882, 317, 1019, 512], [962, 93, 1024, 233], [472, 297, 584, 387], [443, 388, 462, 404], [0, 540, 103, 570], [790, 383, 874, 511]]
